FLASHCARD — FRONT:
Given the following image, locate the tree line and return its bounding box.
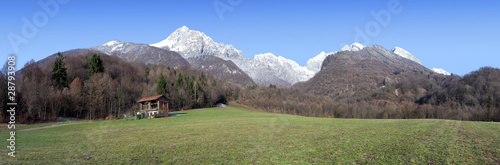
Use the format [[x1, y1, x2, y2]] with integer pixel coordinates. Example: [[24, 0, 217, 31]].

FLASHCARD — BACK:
[[0, 52, 237, 123], [238, 67, 500, 122], [1, 52, 498, 123]]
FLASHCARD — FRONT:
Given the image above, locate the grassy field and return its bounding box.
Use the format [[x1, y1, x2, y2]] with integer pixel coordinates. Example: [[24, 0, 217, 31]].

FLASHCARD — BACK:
[[1, 103, 499, 164]]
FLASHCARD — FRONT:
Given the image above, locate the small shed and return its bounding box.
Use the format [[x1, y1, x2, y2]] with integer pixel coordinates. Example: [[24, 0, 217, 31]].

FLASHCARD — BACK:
[[137, 95, 169, 119]]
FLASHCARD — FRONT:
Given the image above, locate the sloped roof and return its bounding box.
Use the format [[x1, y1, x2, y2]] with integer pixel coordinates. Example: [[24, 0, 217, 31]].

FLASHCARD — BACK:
[[137, 95, 167, 103]]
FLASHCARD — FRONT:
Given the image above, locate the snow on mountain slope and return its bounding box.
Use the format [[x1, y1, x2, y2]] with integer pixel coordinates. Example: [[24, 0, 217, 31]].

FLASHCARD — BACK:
[[342, 43, 424, 66], [342, 43, 365, 51], [391, 47, 422, 65], [231, 57, 293, 87], [254, 53, 315, 84], [306, 51, 335, 73], [151, 26, 243, 59], [432, 68, 451, 75], [151, 26, 323, 86], [91, 40, 190, 67], [99, 40, 128, 53]]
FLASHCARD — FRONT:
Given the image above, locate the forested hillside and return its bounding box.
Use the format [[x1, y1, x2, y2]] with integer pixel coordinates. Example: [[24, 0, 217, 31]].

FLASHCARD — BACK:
[[240, 46, 500, 122], [0, 52, 239, 123]]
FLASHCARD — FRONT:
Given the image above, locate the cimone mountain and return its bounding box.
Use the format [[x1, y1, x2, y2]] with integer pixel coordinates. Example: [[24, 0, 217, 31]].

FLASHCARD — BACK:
[[149, 26, 331, 87]]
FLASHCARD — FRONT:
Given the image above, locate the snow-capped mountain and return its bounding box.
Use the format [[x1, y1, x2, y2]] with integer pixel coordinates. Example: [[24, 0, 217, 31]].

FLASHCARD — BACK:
[[148, 26, 450, 86], [391, 47, 422, 65], [340, 43, 451, 76], [342, 43, 365, 51], [342, 43, 424, 66], [90, 40, 190, 67], [306, 51, 335, 73], [231, 57, 294, 87], [151, 26, 243, 59], [432, 68, 451, 75], [254, 53, 316, 84], [150, 26, 325, 86], [94, 40, 141, 57]]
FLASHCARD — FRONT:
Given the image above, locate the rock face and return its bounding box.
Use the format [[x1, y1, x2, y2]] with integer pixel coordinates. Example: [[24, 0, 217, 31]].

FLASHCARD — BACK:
[[188, 56, 256, 87]]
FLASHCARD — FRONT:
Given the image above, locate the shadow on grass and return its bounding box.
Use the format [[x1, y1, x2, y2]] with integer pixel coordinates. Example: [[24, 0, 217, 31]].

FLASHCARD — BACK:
[[169, 113, 187, 116]]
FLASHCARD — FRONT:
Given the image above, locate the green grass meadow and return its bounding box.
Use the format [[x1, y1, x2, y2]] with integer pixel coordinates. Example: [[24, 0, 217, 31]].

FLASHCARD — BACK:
[[1, 103, 499, 164]]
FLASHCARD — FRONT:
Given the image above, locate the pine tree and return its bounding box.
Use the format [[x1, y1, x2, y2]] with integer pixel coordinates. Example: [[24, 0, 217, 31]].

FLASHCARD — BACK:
[[88, 54, 104, 76], [212, 80, 217, 87], [175, 73, 184, 89], [188, 79, 195, 95], [145, 66, 150, 83], [233, 88, 239, 100], [145, 66, 150, 77], [157, 73, 167, 95], [200, 72, 206, 80], [52, 52, 67, 88], [83, 56, 89, 69]]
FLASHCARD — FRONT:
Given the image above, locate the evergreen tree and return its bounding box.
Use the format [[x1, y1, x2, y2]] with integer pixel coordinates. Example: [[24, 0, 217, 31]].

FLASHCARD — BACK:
[[199, 75, 205, 86], [83, 56, 89, 69], [52, 52, 67, 88], [175, 73, 184, 89], [188, 79, 195, 95], [200, 72, 206, 80], [88, 54, 104, 76], [157, 73, 167, 95], [233, 88, 239, 100], [145, 66, 150, 83], [145, 66, 150, 77], [212, 80, 217, 87]]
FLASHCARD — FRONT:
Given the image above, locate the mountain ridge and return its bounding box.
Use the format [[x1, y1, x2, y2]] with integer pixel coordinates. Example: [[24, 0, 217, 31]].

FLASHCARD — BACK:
[[295, 44, 446, 100], [90, 40, 190, 67], [27, 26, 453, 88], [150, 26, 331, 86]]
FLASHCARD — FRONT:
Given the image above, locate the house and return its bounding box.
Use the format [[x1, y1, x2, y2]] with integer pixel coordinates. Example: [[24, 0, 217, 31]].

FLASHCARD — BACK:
[[137, 95, 169, 119]]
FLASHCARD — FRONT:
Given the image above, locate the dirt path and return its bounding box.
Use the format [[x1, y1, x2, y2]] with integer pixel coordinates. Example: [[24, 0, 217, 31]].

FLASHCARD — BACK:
[[19, 121, 89, 131]]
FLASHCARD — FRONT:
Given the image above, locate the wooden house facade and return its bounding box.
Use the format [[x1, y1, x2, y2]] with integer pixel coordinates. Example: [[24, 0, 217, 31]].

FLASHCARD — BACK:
[[137, 95, 169, 118]]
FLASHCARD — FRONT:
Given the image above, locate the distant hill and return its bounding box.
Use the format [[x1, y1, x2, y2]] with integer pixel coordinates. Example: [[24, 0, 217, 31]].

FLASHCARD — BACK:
[[418, 67, 500, 121], [90, 40, 190, 67], [34, 49, 102, 68], [294, 45, 451, 102], [32, 41, 190, 71]]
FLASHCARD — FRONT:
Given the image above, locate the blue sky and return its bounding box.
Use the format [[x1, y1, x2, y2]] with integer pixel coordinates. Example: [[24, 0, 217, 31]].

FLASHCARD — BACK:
[[1, 0, 499, 76]]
